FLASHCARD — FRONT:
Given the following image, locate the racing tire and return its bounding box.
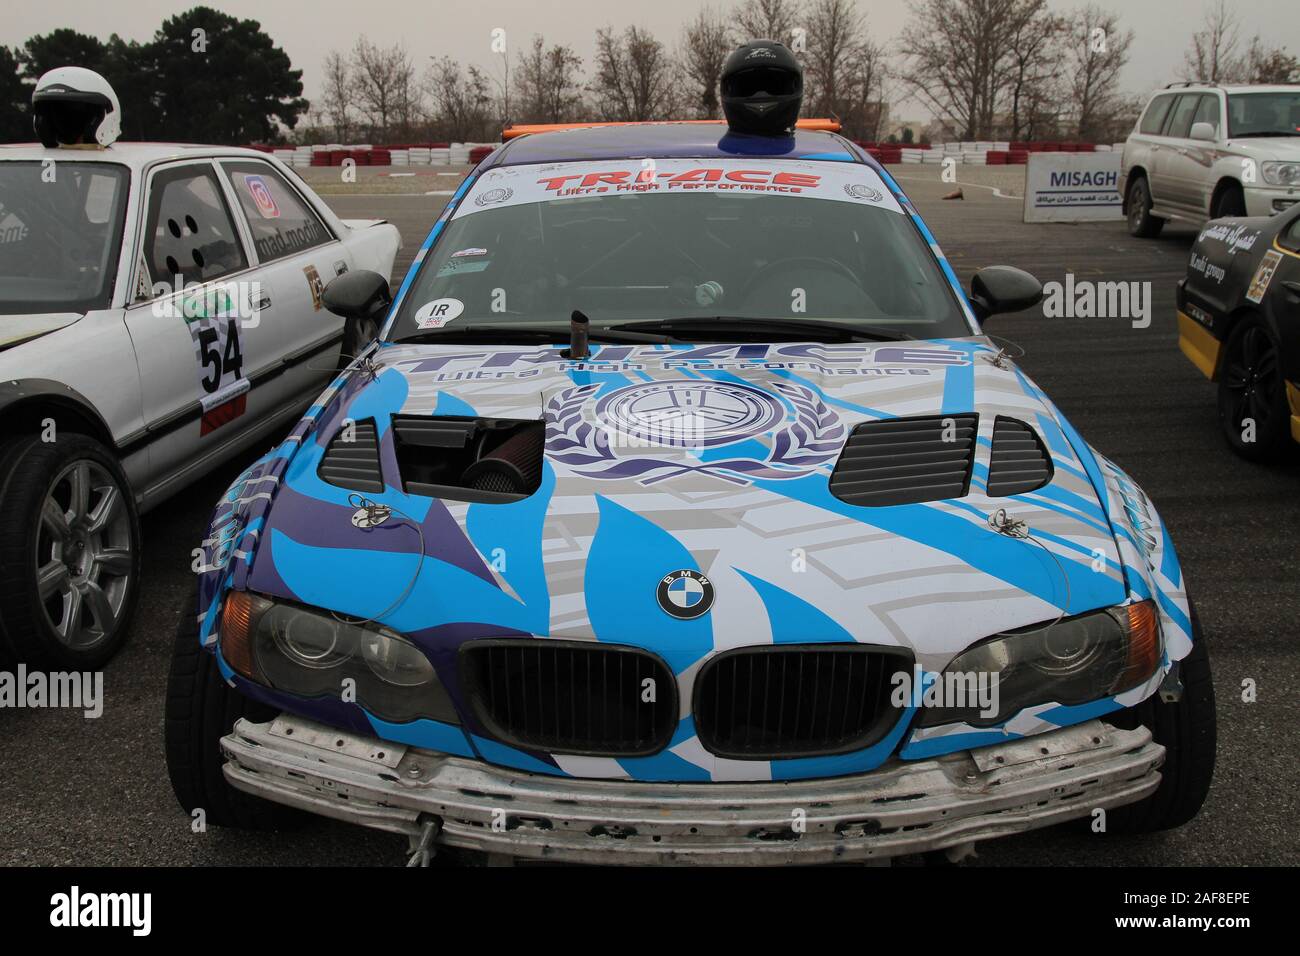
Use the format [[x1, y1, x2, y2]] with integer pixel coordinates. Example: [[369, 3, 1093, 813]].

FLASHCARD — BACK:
[[0, 433, 140, 670], [1216, 315, 1292, 462], [1211, 183, 1247, 219], [1126, 175, 1164, 238], [1103, 605, 1215, 834], [164, 586, 302, 830]]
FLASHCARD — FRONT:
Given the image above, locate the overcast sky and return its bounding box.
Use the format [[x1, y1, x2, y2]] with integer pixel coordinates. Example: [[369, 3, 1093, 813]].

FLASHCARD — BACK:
[[6, 0, 1299, 124]]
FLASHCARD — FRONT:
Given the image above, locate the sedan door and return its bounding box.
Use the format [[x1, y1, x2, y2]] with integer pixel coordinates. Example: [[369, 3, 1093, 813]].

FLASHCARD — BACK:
[[217, 159, 351, 399], [123, 159, 281, 491]]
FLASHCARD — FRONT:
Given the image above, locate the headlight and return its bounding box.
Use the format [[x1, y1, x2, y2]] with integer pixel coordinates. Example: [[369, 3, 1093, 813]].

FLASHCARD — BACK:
[[1261, 162, 1300, 187], [916, 601, 1161, 728], [219, 591, 458, 724]]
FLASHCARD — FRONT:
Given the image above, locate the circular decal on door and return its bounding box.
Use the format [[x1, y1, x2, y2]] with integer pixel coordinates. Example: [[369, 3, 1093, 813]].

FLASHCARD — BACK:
[[656, 569, 715, 620]]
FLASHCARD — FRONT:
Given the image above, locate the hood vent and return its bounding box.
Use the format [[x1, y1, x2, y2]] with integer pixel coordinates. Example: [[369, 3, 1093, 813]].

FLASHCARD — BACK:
[[392, 415, 544, 503], [986, 417, 1053, 496], [829, 413, 977, 506], [318, 418, 384, 493]]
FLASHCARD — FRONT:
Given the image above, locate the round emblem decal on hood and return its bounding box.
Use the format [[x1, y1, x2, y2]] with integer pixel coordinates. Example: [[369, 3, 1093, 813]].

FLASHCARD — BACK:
[[597, 380, 784, 448], [657, 569, 715, 620]]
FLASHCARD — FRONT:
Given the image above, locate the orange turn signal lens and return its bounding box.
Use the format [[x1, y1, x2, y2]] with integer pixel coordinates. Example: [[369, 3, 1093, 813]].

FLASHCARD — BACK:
[[220, 590, 257, 679], [1116, 600, 1161, 692]]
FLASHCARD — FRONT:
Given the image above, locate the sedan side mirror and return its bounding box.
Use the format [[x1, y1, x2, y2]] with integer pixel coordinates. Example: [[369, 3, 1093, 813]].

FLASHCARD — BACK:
[[1189, 121, 1216, 142], [969, 266, 1043, 323], [322, 269, 391, 321]]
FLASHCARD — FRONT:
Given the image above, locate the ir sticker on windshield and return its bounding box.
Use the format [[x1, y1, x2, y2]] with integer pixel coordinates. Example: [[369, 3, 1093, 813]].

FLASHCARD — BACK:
[[415, 298, 464, 328], [1246, 249, 1283, 303]]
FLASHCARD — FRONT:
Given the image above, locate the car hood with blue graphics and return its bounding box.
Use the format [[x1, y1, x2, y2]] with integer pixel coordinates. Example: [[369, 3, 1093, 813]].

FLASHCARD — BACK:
[[204, 336, 1192, 782]]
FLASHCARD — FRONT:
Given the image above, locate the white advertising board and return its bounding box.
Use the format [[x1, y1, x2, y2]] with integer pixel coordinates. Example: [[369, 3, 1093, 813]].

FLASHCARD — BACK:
[[1023, 152, 1124, 222]]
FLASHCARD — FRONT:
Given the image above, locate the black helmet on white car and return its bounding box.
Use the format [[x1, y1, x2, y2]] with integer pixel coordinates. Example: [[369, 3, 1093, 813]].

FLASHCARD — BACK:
[[32, 66, 121, 148], [720, 39, 803, 136]]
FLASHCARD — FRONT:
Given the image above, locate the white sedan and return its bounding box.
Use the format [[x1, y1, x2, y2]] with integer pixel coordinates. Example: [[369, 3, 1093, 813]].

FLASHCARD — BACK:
[[0, 142, 400, 668]]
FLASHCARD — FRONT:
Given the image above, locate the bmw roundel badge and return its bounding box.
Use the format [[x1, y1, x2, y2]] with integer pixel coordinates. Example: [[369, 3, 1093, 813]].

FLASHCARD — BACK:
[[657, 569, 715, 620]]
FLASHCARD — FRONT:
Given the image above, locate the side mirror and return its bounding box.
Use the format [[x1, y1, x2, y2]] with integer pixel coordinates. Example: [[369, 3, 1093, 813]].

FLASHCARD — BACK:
[[969, 266, 1043, 323], [1189, 121, 1217, 142], [322, 269, 391, 321]]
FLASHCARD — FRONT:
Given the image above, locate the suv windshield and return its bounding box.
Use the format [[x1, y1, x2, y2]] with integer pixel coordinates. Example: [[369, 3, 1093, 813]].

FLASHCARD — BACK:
[[389, 158, 969, 343], [1227, 91, 1300, 136], [0, 161, 129, 316]]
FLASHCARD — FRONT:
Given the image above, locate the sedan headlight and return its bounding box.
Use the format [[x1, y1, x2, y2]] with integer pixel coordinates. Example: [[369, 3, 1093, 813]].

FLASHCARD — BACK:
[[219, 591, 459, 724], [1261, 162, 1300, 187], [916, 601, 1161, 728]]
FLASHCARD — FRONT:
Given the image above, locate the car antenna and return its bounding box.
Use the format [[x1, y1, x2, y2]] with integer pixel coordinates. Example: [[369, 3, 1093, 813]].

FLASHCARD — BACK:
[[564, 309, 591, 360]]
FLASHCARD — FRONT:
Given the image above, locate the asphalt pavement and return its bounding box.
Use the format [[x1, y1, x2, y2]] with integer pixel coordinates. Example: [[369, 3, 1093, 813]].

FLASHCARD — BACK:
[[1, 167, 1295, 866]]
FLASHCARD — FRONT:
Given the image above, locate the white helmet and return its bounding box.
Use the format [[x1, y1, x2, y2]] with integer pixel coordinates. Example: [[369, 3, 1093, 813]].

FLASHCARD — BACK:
[[32, 66, 121, 147]]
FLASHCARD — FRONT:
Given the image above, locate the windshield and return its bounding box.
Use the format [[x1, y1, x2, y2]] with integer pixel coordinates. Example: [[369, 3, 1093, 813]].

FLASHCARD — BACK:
[[389, 158, 969, 342], [1227, 91, 1300, 136], [0, 161, 129, 316]]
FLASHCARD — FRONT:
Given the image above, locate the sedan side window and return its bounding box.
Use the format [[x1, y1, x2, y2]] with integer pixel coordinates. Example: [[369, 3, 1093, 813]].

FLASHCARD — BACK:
[[221, 161, 332, 264], [143, 164, 248, 292]]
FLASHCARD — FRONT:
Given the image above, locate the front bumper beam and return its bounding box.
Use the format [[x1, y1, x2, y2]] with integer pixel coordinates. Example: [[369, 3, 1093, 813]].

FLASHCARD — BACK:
[[222, 715, 1162, 865]]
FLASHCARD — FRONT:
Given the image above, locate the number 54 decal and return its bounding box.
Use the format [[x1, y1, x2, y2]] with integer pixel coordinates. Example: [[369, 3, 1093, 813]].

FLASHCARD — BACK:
[[186, 308, 251, 435]]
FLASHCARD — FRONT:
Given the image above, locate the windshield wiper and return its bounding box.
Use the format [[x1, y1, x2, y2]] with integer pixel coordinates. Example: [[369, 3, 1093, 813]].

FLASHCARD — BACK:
[[394, 323, 679, 346], [1231, 131, 1300, 137], [611, 316, 909, 343]]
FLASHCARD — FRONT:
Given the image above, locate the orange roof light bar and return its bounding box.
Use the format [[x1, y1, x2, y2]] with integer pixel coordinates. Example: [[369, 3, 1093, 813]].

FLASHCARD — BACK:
[[502, 118, 841, 140]]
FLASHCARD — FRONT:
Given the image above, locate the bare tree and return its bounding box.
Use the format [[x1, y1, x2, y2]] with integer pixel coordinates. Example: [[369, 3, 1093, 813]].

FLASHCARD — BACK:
[[1244, 37, 1300, 84], [899, 0, 1032, 140], [681, 7, 733, 118], [352, 37, 417, 140], [590, 26, 676, 122], [802, 0, 863, 120], [841, 37, 892, 140], [1004, 1, 1063, 141], [1182, 0, 1245, 83], [427, 56, 494, 141], [735, 0, 802, 47], [1064, 5, 1133, 142], [320, 49, 355, 142], [514, 36, 584, 124]]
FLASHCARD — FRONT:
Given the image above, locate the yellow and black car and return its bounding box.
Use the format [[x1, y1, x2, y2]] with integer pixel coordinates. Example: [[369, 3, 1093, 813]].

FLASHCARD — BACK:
[[1177, 205, 1300, 460]]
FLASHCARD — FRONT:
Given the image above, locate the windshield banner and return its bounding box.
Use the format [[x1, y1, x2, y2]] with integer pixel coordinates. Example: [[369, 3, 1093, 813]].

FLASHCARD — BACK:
[[453, 158, 904, 219]]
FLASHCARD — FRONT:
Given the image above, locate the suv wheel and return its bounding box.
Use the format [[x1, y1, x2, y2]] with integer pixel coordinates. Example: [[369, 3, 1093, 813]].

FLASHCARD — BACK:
[[1126, 175, 1164, 238], [1211, 183, 1247, 219], [0, 434, 140, 669]]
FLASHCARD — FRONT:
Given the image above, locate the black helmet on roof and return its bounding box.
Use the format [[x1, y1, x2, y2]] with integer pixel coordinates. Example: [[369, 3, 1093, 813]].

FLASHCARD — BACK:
[[720, 39, 803, 136]]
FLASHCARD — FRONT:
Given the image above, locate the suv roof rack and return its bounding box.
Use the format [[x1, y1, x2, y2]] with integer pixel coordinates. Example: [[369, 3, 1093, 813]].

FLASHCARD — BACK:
[[1164, 80, 1219, 89]]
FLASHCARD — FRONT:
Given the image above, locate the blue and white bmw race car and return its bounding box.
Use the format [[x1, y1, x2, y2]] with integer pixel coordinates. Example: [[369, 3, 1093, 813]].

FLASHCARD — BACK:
[[165, 62, 1214, 864]]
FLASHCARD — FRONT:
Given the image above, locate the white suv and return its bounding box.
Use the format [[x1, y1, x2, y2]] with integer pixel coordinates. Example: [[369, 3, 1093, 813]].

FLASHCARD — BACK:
[[1120, 82, 1300, 237]]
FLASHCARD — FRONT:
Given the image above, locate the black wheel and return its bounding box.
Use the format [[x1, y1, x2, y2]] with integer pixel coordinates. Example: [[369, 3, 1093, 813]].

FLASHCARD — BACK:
[[0, 433, 140, 670], [1126, 175, 1164, 238], [164, 586, 301, 830], [1212, 182, 1247, 219], [1104, 606, 1215, 834], [1216, 315, 1291, 461]]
